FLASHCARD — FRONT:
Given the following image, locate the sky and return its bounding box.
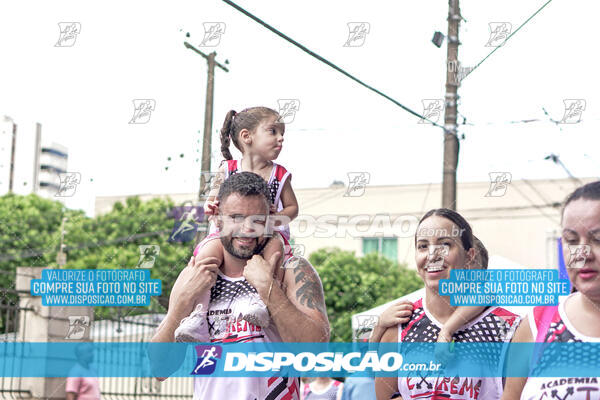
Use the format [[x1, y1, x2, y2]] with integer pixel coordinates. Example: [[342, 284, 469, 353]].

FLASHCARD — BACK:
[[0, 0, 598, 216]]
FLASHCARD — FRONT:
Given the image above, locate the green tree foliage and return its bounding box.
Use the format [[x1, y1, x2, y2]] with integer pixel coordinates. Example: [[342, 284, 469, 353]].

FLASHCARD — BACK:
[[64, 196, 195, 319], [0, 193, 196, 323], [0, 194, 64, 272], [309, 247, 423, 342], [0, 194, 67, 330]]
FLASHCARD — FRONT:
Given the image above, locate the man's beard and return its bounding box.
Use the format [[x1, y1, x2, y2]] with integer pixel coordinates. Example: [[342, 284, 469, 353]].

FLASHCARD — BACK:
[[221, 234, 270, 260]]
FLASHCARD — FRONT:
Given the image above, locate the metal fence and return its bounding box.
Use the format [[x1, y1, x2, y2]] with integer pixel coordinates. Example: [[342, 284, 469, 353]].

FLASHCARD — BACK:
[[0, 279, 193, 400], [0, 287, 34, 399], [91, 310, 193, 400]]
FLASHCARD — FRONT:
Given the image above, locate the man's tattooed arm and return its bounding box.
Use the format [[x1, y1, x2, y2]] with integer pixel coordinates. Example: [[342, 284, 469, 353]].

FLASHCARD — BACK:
[[265, 257, 330, 342], [292, 257, 327, 315]]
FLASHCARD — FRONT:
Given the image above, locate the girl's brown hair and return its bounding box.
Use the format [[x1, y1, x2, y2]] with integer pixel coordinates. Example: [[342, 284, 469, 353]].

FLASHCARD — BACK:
[[219, 107, 279, 160]]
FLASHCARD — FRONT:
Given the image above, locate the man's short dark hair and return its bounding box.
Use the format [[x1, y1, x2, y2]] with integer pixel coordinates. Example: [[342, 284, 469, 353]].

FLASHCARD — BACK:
[[217, 171, 270, 206]]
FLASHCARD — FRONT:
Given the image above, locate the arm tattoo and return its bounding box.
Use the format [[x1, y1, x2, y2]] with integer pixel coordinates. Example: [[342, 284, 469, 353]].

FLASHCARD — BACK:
[[292, 258, 327, 315]]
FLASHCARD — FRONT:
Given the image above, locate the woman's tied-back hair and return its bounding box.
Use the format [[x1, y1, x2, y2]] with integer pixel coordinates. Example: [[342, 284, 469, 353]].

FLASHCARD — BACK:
[[219, 107, 280, 160], [562, 180, 600, 220], [416, 208, 474, 251], [472, 235, 489, 269]]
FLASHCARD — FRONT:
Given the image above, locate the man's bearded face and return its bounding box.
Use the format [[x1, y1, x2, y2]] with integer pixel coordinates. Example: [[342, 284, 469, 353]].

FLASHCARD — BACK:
[[216, 193, 270, 260]]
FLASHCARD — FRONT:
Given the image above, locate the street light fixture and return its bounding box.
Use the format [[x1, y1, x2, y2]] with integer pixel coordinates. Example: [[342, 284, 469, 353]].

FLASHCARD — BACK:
[[432, 31, 445, 48], [544, 153, 582, 184]]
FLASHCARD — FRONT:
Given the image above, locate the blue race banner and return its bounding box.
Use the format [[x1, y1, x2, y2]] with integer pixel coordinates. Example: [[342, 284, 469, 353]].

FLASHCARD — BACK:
[[0, 342, 598, 378]]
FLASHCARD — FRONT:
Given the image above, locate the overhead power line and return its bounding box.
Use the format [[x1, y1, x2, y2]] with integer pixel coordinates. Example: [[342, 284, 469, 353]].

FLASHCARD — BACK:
[[462, 0, 553, 81], [221, 0, 443, 128]]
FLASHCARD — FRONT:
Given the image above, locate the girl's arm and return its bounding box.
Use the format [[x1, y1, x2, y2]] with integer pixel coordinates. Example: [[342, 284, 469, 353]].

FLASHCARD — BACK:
[[203, 163, 227, 215], [375, 327, 402, 399], [205, 163, 227, 202], [274, 177, 299, 223], [370, 301, 413, 343], [500, 316, 533, 400], [438, 306, 486, 342]]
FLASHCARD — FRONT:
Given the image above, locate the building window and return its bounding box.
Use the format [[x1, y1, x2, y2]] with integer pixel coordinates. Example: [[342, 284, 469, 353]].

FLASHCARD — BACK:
[[362, 237, 397, 261]]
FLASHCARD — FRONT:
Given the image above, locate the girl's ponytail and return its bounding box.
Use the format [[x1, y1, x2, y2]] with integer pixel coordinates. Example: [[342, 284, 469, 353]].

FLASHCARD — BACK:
[[219, 106, 279, 160], [220, 110, 236, 160]]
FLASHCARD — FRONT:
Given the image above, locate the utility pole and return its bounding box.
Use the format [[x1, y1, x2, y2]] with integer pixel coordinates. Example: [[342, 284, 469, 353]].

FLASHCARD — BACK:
[[3, 116, 17, 193], [183, 41, 229, 202], [183, 40, 229, 246], [442, 0, 461, 210]]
